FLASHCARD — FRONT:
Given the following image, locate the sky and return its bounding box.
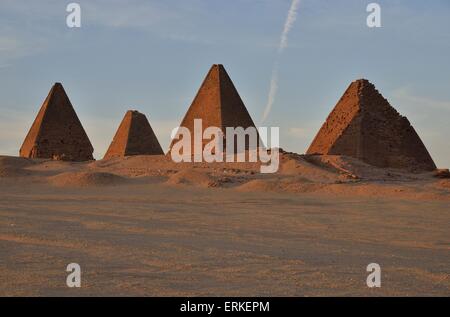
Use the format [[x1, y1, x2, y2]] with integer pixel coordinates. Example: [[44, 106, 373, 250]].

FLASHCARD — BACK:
[[0, 0, 449, 167]]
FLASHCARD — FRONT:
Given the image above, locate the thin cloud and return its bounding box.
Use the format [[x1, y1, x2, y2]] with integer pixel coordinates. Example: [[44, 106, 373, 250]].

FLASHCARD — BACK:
[[0, 36, 19, 52], [288, 127, 310, 139], [392, 88, 450, 112]]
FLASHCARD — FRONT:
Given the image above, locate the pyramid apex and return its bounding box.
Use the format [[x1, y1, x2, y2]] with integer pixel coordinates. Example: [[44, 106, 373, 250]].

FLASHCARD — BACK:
[[211, 64, 225, 71], [352, 78, 373, 87], [348, 79, 378, 95], [126, 109, 142, 115], [51, 83, 66, 94]]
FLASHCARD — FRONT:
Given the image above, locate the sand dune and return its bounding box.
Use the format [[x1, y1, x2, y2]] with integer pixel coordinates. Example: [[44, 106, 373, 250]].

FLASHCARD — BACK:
[[438, 179, 450, 189], [0, 156, 36, 177], [166, 169, 217, 188], [49, 172, 128, 187], [0, 152, 448, 199]]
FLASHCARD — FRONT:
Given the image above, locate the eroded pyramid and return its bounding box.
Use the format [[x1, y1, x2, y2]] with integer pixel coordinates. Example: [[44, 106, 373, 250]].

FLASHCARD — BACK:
[[169, 64, 259, 153], [20, 83, 94, 161], [104, 110, 163, 159], [307, 79, 436, 171]]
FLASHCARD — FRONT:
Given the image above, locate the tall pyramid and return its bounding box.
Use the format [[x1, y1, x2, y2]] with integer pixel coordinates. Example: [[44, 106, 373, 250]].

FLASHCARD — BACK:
[[307, 79, 436, 171], [20, 83, 94, 161], [104, 110, 163, 159], [169, 64, 259, 152]]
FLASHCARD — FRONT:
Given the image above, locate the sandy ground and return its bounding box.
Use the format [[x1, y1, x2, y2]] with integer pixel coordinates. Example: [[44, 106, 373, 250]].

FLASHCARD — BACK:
[[0, 153, 449, 296]]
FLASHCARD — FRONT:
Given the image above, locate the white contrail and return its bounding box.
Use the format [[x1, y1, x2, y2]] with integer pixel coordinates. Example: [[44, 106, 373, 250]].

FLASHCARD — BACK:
[[262, 66, 279, 123], [261, 0, 301, 124], [279, 0, 301, 53]]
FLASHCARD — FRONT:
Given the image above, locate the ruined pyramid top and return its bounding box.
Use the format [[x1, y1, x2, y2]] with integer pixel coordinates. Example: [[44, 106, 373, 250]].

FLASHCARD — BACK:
[[20, 82, 94, 161], [307, 79, 436, 171], [104, 110, 164, 159]]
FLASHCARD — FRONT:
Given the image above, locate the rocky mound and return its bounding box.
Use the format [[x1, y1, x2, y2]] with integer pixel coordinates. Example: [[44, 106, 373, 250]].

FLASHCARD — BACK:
[[48, 172, 127, 187], [0, 156, 37, 177], [166, 169, 219, 188], [237, 176, 322, 193]]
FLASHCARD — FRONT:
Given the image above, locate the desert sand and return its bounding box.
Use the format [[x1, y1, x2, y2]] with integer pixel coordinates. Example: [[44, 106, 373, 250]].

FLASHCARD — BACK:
[[0, 152, 449, 296]]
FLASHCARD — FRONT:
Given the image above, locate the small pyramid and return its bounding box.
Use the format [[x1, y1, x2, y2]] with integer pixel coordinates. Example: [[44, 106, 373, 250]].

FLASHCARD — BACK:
[[20, 83, 94, 161], [169, 64, 258, 152], [104, 110, 163, 159], [307, 79, 436, 171]]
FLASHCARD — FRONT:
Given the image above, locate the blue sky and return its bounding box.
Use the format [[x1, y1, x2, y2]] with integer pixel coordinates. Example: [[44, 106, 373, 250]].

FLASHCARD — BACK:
[[1, 0, 449, 167]]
